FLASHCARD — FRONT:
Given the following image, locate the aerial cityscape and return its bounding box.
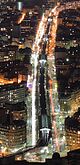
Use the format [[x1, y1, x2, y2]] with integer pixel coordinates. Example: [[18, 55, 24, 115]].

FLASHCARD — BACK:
[[0, 0, 80, 164]]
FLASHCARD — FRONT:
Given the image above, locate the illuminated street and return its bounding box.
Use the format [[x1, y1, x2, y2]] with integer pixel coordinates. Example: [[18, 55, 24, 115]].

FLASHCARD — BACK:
[[24, 1, 80, 162], [0, 0, 80, 163]]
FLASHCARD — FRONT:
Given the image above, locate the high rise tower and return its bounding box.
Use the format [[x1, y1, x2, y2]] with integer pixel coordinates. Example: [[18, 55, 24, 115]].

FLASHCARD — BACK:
[[17, 1, 23, 11]]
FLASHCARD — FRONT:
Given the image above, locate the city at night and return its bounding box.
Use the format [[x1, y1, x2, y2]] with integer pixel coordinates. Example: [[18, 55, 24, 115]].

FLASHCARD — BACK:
[[0, 0, 80, 165]]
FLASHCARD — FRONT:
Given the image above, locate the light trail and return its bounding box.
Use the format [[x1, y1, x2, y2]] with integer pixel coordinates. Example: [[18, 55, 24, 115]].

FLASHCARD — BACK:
[[47, 1, 80, 152], [31, 13, 49, 146], [32, 12, 48, 54], [48, 6, 58, 57], [17, 9, 26, 24], [45, 5, 60, 152], [31, 54, 38, 146], [49, 80, 59, 151]]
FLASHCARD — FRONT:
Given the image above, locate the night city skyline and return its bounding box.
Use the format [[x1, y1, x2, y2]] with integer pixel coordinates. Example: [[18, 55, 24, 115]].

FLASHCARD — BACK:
[[0, 0, 80, 164]]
